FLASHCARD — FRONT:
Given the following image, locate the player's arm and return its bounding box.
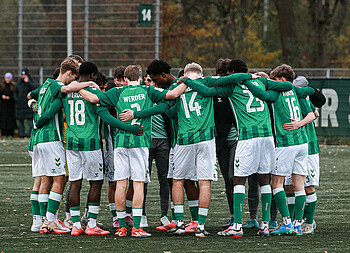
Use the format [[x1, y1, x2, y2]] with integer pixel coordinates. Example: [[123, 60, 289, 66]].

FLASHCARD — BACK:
[[98, 110, 143, 136], [242, 80, 280, 102], [27, 86, 40, 100], [308, 84, 326, 108], [61, 81, 99, 93], [78, 89, 100, 103], [294, 86, 315, 99], [165, 105, 177, 119], [183, 77, 233, 97], [310, 102, 319, 118], [262, 78, 293, 91], [165, 83, 187, 99], [283, 98, 316, 131], [119, 101, 172, 121], [202, 73, 254, 87], [35, 98, 63, 128]]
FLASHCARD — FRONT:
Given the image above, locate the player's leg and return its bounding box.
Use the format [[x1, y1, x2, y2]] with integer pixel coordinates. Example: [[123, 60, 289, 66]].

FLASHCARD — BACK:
[[38, 176, 51, 223], [284, 180, 295, 221], [172, 179, 185, 233], [196, 180, 211, 237], [64, 181, 73, 228], [184, 180, 199, 232], [125, 180, 133, 227], [69, 179, 83, 234], [243, 174, 259, 229], [108, 181, 117, 226], [257, 174, 271, 236], [115, 179, 128, 236], [30, 176, 41, 232]]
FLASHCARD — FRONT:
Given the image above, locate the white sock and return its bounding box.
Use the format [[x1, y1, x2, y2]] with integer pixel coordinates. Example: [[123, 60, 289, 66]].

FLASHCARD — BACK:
[[73, 222, 81, 229], [283, 216, 291, 225], [66, 212, 72, 220], [88, 218, 97, 228]]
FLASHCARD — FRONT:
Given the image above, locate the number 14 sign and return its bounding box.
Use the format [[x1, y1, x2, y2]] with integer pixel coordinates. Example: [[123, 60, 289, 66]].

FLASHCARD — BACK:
[[139, 4, 153, 26]]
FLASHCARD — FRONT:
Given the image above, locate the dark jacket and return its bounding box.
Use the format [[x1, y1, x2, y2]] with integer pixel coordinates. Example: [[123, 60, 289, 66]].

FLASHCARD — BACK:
[[0, 81, 17, 130], [14, 77, 37, 120]]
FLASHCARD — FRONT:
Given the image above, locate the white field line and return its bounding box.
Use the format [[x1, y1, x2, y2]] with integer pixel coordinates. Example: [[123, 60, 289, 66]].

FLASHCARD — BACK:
[[0, 164, 31, 167]]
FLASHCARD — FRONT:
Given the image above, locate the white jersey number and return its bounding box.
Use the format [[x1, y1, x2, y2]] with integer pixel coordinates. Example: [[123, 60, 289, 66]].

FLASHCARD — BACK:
[[285, 97, 301, 121], [68, 100, 86, 125], [130, 103, 141, 125], [180, 92, 202, 118], [243, 90, 264, 113]]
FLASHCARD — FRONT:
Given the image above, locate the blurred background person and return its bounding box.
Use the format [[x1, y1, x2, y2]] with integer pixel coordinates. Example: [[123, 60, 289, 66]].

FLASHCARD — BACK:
[[0, 73, 17, 137], [14, 68, 37, 137]]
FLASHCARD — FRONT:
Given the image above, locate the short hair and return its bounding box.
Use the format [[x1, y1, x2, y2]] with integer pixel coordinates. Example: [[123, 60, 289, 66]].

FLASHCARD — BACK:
[[124, 65, 142, 81], [184, 62, 203, 75], [52, 68, 60, 79], [79, 61, 98, 77], [227, 59, 248, 73], [60, 58, 79, 76], [255, 72, 269, 78], [269, 64, 295, 82], [113, 66, 126, 79], [67, 54, 84, 64], [95, 71, 108, 87], [215, 58, 231, 76], [146, 59, 172, 75]]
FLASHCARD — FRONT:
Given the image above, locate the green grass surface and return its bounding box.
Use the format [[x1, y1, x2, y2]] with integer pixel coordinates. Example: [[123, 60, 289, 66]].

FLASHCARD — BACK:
[[0, 139, 349, 252]]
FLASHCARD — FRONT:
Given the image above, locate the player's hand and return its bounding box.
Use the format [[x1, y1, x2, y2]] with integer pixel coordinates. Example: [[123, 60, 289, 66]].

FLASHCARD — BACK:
[[177, 76, 186, 84], [138, 125, 144, 136], [283, 118, 301, 131], [90, 81, 100, 90], [119, 109, 134, 121], [251, 74, 259, 79]]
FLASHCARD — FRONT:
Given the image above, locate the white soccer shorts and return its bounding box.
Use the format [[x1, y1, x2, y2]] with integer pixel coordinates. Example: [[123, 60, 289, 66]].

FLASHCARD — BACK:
[[234, 136, 275, 177], [305, 153, 320, 187], [66, 149, 103, 181], [29, 150, 41, 178], [34, 141, 66, 177], [273, 143, 308, 177], [113, 147, 150, 182], [167, 147, 175, 179], [173, 139, 216, 181]]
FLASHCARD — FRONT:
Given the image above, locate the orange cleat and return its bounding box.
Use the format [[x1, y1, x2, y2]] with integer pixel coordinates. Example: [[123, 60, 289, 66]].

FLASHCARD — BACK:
[[115, 227, 127, 237], [185, 221, 198, 233], [131, 227, 151, 237], [156, 221, 176, 231], [84, 226, 110, 235], [71, 226, 84, 235]]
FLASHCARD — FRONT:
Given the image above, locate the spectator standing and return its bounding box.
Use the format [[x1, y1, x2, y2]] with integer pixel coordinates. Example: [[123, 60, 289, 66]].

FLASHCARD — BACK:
[[14, 68, 37, 137], [0, 73, 17, 137]]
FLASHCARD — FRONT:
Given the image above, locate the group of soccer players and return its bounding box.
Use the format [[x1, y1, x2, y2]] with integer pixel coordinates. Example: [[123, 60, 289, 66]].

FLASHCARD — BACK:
[[27, 54, 324, 238]]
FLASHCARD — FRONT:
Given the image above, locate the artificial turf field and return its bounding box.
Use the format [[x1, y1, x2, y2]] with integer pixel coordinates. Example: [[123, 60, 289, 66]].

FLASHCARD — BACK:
[[0, 139, 349, 252]]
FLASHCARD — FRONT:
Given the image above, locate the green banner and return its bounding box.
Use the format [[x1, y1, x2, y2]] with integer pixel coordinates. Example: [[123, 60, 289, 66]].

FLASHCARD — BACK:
[[139, 4, 153, 26], [308, 79, 350, 136]]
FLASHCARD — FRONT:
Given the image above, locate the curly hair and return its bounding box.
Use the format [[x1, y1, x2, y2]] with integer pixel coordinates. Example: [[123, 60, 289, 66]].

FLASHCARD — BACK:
[[95, 71, 108, 87], [146, 59, 172, 75], [215, 58, 231, 76]]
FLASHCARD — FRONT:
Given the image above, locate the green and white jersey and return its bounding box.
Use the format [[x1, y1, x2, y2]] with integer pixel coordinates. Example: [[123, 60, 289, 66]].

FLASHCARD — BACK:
[[151, 113, 168, 139], [98, 85, 167, 148], [303, 98, 320, 155], [63, 86, 107, 151], [273, 86, 308, 147], [32, 78, 64, 145], [28, 128, 35, 151]]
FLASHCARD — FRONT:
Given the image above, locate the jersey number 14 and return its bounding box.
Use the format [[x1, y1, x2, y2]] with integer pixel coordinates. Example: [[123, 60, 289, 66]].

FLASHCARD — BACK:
[[180, 92, 202, 119]]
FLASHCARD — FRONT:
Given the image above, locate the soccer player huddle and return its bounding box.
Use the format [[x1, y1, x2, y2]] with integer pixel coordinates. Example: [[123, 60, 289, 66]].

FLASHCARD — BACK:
[[27, 55, 324, 238]]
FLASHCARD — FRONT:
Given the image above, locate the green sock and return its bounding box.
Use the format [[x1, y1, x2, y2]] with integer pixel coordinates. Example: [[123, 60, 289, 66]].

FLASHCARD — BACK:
[[47, 191, 62, 221], [117, 210, 127, 228], [70, 206, 80, 223], [305, 192, 317, 224], [233, 185, 245, 224], [132, 208, 142, 229], [188, 200, 199, 221], [38, 193, 49, 218], [160, 213, 167, 218], [198, 207, 208, 224], [126, 199, 132, 215], [261, 185, 271, 222], [273, 188, 290, 218], [174, 204, 184, 221], [294, 191, 306, 221], [109, 203, 117, 219], [171, 202, 176, 221], [88, 202, 100, 220], [287, 193, 295, 221], [30, 191, 40, 216]]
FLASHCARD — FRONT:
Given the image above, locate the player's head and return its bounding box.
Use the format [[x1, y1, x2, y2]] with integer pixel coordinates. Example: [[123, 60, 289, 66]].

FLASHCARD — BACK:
[[79, 61, 99, 82], [59, 58, 79, 84], [184, 62, 203, 76], [144, 74, 156, 87], [52, 68, 60, 79], [146, 59, 172, 88], [255, 72, 269, 78], [269, 64, 295, 82], [293, 76, 309, 87], [215, 58, 231, 76], [124, 65, 142, 83], [66, 54, 84, 65], [113, 66, 127, 87], [95, 71, 108, 92], [227, 59, 248, 74]]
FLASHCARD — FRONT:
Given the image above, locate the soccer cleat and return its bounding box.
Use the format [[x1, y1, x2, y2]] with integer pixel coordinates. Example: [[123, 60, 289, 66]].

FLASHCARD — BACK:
[[269, 220, 279, 230], [222, 217, 234, 228], [302, 223, 314, 235], [217, 226, 243, 237], [169, 223, 186, 234], [156, 221, 176, 231], [160, 216, 171, 226], [40, 220, 69, 234], [195, 227, 210, 237], [131, 227, 152, 237], [140, 215, 148, 228], [56, 219, 71, 232], [64, 218, 73, 229], [270, 222, 294, 236], [185, 221, 198, 233], [125, 216, 133, 227], [71, 226, 84, 235], [115, 227, 127, 237], [84, 226, 110, 235], [242, 219, 259, 229], [113, 219, 119, 228], [313, 220, 317, 230], [294, 225, 302, 235], [257, 227, 270, 236], [31, 223, 42, 233]]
